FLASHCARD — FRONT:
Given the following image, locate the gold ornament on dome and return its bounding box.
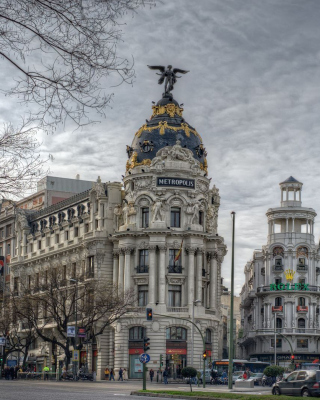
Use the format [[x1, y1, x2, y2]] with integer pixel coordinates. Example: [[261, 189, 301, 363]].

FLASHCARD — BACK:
[[134, 121, 202, 141], [199, 157, 208, 174], [126, 151, 152, 172], [151, 103, 183, 118]]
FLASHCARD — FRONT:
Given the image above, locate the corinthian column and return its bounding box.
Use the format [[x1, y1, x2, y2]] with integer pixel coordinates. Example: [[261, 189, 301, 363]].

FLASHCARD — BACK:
[[158, 246, 167, 304], [187, 247, 196, 305], [196, 249, 203, 305], [149, 246, 157, 304], [113, 251, 119, 289], [118, 250, 125, 291], [124, 248, 133, 292], [209, 253, 217, 309]]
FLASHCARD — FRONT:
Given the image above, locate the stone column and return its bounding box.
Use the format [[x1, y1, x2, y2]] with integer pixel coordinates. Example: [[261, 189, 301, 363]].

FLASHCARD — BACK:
[[187, 247, 196, 305], [292, 217, 295, 232], [272, 220, 275, 234], [124, 248, 132, 293], [307, 219, 309, 233], [113, 251, 119, 289], [148, 246, 156, 304], [196, 249, 203, 304], [209, 253, 217, 309], [158, 246, 167, 304], [118, 251, 125, 291], [286, 218, 288, 232]]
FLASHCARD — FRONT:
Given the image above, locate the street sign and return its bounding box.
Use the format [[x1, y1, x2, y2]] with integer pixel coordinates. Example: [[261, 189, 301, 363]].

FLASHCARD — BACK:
[[139, 353, 150, 364], [67, 326, 75, 337], [72, 350, 79, 362], [0, 337, 6, 346]]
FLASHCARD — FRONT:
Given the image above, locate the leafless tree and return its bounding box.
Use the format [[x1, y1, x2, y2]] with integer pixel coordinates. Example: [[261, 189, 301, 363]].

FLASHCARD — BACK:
[[0, 0, 155, 131], [0, 123, 49, 198], [11, 265, 136, 368]]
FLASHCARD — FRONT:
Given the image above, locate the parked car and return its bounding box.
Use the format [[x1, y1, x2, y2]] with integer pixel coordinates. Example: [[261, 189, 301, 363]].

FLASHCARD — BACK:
[[272, 370, 320, 397], [198, 369, 212, 384]]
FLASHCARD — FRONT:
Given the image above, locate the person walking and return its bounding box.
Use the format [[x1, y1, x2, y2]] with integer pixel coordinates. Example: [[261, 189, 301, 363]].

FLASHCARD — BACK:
[[43, 366, 50, 380], [123, 368, 128, 381], [105, 367, 110, 380], [109, 368, 115, 381], [118, 367, 123, 381], [163, 368, 168, 384], [149, 369, 154, 382]]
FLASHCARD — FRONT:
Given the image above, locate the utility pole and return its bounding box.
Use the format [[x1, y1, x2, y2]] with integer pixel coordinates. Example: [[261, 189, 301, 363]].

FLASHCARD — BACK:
[[274, 312, 277, 365], [70, 278, 78, 379], [228, 212, 235, 389]]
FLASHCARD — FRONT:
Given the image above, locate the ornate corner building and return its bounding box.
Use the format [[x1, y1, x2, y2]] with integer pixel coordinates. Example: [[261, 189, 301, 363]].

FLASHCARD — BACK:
[[10, 90, 227, 379], [239, 177, 320, 366]]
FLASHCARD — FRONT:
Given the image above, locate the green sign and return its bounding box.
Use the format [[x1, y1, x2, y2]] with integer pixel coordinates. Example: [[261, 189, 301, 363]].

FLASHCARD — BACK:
[[270, 283, 309, 291]]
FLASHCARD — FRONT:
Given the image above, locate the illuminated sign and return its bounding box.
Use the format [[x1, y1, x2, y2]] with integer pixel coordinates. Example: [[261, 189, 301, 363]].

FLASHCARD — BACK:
[[270, 283, 309, 291]]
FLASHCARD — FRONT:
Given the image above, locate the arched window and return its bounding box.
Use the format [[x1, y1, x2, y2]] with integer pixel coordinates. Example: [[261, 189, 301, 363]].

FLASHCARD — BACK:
[[298, 297, 306, 306], [129, 326, 146, 340], [166, 327, 187, 340], [275, 297, 282, 307], [205, 329, 212, 343], [276, 318, 282, 329]]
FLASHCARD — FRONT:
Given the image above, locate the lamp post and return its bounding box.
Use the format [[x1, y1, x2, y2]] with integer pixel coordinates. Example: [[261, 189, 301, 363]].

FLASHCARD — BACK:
[[70, 278, 78, 379], [191, 299, 201, 367], [274, 312, 277, 365], [228, 212, 236, 390]]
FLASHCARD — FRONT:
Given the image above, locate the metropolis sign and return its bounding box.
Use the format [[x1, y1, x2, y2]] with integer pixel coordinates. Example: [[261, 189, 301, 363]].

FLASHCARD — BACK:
[[157, 177, 195, 188], [270, 283, 310, 291]]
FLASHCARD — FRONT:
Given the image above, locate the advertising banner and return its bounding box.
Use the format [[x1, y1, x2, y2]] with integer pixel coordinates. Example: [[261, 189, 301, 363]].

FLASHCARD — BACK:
[[67, 326, 75, 337]]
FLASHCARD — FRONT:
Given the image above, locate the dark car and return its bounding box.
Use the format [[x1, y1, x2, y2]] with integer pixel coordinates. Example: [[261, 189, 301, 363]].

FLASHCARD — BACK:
[[272, 370, 320, 397]]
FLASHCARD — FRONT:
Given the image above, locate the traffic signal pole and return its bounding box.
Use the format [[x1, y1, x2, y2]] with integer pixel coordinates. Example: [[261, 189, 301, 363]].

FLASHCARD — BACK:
[[143, 362, 146, 390]]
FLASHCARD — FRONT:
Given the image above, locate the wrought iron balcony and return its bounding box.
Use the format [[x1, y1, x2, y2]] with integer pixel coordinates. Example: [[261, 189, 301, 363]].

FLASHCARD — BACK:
[[136, 265, 149, 274], [272, 306, 283, 312], [297, 265, 308, 272], [297, 306, 308, 312], [168, 265, 182, 274]]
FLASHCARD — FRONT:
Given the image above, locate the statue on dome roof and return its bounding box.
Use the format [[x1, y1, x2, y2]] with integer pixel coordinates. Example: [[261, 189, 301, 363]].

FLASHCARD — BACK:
[[147, 65, 189, 93]]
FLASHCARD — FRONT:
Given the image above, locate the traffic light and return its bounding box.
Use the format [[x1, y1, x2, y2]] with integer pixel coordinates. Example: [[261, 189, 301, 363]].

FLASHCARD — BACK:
[[146, 308, 153, 321], [291, 355, 295, 364], [203, 351, 207, 360], [143, 337, 150, 352]]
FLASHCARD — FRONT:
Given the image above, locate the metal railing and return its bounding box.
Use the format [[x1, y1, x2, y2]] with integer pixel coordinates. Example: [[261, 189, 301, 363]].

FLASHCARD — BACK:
[[168, 265, 182, 273], [257, 285, 320, 292], [167, 307, 189, 313], [136, 265, 149, 273]]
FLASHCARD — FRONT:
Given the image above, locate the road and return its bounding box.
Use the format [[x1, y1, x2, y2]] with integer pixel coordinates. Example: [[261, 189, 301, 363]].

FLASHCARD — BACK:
[[0, 380, 272, 400]]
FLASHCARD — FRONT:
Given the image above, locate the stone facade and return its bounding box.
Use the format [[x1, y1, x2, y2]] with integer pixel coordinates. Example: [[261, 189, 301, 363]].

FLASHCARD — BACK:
[[9, 91, 227, 379], [239, 177, 320, 367]]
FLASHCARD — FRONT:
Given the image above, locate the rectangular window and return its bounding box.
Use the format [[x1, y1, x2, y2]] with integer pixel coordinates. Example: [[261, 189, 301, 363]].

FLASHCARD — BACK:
[[74, 227, 79, 237], [199, 211, 204, 226], [297, 339, 308, 348], [138, 285, 148, 306], [55, 234, 59, 244], [0, 229, 3, 238], [38, 240, 41, 250], [141, 208, 149, 228], [275, 278, 282, 285], [95, 219, 99, 229], [168, 285, 181, 307], [14, 277, 19, 295], [85, 224, 89, 233], [168, 249, 182, 273], [87, 256, 94, 278], [65, 231, 69, 241], [7, 243, 11, 255], [271, 339, 282, 348], [171, 207, 181, 227], [46, 237, 50, 247], [298, 257, 305, 266], [138, 249, 149, 273]]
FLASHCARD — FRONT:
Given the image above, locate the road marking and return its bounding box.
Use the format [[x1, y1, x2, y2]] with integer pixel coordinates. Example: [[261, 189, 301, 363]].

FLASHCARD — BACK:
[[114, 394, 126, 396]]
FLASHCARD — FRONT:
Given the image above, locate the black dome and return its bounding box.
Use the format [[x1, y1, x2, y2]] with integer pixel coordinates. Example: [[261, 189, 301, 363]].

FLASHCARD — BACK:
[[126, 93, 207, 173]]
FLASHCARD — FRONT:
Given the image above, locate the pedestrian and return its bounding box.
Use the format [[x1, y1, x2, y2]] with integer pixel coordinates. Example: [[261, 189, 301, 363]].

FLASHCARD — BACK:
[[118, 367, 123, 381], [10, 366, 14, 380], [243, 371, 248, 380], [43, 365, 50, 380], [123, 368, 128, 381], [4, 366, 9, 380], [149, 368, 154, 382], [105, 367, 110, 380], [109, 368, 115, 381], [163, 368, 168, 384]]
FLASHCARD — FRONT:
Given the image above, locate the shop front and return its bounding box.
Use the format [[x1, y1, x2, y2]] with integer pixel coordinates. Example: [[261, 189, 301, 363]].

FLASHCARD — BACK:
[[166, 326, 188, 379], [129, 348, 143, 379]]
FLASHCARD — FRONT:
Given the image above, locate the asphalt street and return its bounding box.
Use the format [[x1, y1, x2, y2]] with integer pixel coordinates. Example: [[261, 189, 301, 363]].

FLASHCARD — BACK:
[[0, 380, 272, 400]]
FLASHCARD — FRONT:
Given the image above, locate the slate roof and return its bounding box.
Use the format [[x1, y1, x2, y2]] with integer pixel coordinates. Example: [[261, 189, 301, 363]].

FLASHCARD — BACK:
[[280, 176, 301, 184]]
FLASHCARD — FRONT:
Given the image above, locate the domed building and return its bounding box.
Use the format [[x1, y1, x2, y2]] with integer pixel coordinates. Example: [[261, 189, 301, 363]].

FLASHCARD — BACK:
[[9, 83, 227, 380], [112, 89, 227, 378]]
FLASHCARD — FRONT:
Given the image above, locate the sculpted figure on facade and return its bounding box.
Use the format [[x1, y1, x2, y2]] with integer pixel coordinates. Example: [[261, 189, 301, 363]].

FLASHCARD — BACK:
[[113, 204, 122, 231], [122, 201, 129, 226], [190, 201, 200, 225], [15, 209, 29, 232], [152, 198, 164, 222], [128, 202, 137, 224]]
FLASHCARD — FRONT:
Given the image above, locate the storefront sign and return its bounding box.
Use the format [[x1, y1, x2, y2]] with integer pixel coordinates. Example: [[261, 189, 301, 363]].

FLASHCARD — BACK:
[[270, 283, 309, 291], [157, 177, 195, 189], [166, 348, 187, 355], [77, 327, 86, 338]]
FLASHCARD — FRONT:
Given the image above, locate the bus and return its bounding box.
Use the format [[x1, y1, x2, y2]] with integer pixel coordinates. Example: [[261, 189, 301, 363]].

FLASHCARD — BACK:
[[212, 359, 270, 375]]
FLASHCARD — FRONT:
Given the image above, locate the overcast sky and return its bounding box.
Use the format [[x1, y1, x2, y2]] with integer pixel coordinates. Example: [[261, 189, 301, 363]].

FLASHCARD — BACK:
[[2, 0, 320, 294]]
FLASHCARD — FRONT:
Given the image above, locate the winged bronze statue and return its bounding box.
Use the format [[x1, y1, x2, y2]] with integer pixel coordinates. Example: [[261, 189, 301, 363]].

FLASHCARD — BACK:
[[148, 65, 189, 93]]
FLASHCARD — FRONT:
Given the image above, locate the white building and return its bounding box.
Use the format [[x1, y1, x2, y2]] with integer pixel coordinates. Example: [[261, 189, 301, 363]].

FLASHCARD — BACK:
[[239, 177, 320, 367], [10, 90, 227, 379]]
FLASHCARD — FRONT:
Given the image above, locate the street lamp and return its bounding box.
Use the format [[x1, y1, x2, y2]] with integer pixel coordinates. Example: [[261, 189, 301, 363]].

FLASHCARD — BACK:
[[70, 278, 78, 379], [191, 299, 201, 367], [228, 211, 236, 389]]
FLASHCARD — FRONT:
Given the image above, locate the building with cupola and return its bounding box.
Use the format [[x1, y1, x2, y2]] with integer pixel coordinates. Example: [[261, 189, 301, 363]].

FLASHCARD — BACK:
[[239, 177, 320, 366], [9, 80, 227, 379]]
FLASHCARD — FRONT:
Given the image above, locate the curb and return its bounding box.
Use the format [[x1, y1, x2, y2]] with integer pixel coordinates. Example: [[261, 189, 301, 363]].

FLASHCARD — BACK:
[[131, 392, 235, 400]]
